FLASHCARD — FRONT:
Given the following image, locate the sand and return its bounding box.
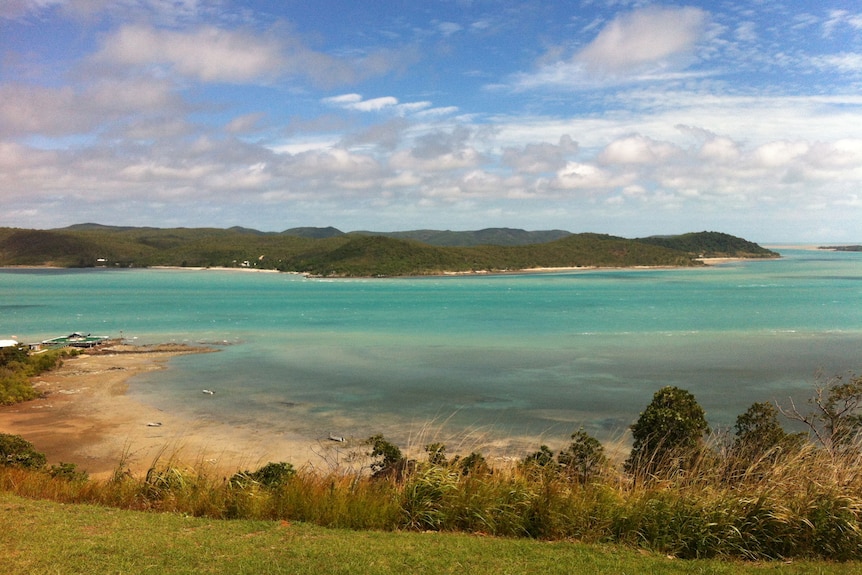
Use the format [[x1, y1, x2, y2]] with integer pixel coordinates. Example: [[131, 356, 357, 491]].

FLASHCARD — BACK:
[[0, 345, 332, 479]]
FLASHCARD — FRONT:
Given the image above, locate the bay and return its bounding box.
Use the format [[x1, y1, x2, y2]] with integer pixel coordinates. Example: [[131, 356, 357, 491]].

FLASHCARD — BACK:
[[2, 248, 861, 454]]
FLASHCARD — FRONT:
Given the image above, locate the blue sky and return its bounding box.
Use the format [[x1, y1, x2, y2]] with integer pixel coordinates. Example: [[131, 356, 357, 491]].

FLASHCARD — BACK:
[[2, 1, 862, 242]]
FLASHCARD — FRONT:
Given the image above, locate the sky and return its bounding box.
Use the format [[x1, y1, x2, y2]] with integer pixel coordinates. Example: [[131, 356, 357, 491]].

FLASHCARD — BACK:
[[2, 1, 862, 242]]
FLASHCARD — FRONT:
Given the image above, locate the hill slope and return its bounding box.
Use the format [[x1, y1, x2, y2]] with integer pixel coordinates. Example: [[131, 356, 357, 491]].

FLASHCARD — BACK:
[[0, 226, 777, 276]]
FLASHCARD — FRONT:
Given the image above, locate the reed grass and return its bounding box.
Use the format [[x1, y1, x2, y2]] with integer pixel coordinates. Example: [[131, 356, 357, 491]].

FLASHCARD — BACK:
[[4, 432, 862, 562]]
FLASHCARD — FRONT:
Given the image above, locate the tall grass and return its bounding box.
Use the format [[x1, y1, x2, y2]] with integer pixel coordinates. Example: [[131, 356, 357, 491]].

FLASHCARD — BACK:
[[3, 434, 862, 561]]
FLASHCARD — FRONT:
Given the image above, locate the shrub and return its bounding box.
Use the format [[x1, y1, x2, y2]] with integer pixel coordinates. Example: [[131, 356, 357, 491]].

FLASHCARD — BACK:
[[230, 461, 296, 489], [558, 427, 607, 484], [625, 386, 709, 479], [0, 433, 47, 469], [366, 434, 409, 480]]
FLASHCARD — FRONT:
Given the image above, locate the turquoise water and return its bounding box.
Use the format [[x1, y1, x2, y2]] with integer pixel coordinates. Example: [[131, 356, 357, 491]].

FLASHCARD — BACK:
[[2, 249, 861, 450]]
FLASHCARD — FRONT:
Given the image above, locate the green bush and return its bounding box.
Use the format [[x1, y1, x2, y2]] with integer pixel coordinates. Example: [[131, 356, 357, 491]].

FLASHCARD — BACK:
[[625, 386, 710, 480], [230, 461, 296, 489], [0, 433, 47, 469], [0, 346, 72, 404]]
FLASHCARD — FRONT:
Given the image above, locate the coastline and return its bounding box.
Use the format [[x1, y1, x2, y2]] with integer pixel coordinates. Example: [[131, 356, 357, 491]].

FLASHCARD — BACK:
[[0, 345, 324, 479], [2, 254, 778, 279]]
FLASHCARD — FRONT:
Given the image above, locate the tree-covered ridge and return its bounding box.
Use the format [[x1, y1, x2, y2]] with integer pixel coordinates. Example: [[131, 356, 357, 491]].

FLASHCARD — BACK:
[[0, 226, 778, 276], [636, 231, 779, 258]]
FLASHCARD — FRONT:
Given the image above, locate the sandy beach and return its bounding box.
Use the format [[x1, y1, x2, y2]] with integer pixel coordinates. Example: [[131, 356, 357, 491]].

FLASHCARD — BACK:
[[0, 345, 328, 480]]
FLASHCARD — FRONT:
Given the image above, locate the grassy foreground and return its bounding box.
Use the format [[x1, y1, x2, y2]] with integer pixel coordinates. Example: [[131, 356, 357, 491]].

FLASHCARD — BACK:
[[1, 492, 854, 575]]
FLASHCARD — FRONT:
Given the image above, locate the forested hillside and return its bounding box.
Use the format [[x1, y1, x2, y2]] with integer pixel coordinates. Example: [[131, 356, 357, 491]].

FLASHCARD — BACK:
[[0, 226, 779, 277]]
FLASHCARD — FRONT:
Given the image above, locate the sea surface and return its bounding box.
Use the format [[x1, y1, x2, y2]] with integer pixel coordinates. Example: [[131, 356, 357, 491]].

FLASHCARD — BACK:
[[2, 248, 861, 454]]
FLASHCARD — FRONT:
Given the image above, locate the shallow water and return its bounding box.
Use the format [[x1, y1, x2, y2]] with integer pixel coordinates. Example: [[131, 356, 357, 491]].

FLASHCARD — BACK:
[[2, 248, 861, 452]]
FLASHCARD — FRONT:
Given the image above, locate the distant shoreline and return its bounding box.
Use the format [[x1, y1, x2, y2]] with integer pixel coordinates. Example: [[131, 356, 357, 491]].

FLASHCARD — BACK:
[[2, 256, 777, 278]]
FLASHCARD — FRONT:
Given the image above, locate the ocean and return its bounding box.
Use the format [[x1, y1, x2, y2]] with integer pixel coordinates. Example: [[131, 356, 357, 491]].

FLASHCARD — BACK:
[[2, 248, 861, 453]]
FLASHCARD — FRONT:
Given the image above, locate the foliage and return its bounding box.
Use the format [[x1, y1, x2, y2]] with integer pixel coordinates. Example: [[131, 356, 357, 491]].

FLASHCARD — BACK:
[[230, 461, 296, 489], [521, 445, 558, 469], [48, 462, 88, 482], [366, 434, 408, 479], [636, 231, 780, 258], [779, 372, 862, 455], [0, 346, 72, 404], [730, 402, 804, 464], [558, 428, 608, 484], [7, 379, 862, 561], [0, 225, 778, 276], [0, 433, 47, 469], [625, 386, 710, 479], [12, 494, 860, 575], [453, 451, 490, 476]]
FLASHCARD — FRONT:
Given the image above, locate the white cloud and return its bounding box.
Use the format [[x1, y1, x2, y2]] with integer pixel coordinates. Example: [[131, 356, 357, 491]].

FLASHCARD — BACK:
[[323, 93, 432, 115], [0, 78, 181, 137], [810, 53, 862, 73], [698, 136, 741, 164], [94, 24, 284, 83], [508, 6, 709, 90], [501, 135, 578, 173], [598, 135, 681, 165], [575, 6, 708, 76], [551, 162, 616, 190], [751, 141, 809, 168]]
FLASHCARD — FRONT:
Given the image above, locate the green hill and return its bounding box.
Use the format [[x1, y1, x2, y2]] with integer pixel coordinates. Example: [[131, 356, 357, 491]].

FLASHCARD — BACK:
[[0, 225, 778, 276], [636, 231, 779, 258]]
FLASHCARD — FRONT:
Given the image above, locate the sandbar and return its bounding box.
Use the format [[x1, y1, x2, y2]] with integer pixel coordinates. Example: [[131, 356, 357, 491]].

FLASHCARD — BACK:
[[0, 345, 327, 480]]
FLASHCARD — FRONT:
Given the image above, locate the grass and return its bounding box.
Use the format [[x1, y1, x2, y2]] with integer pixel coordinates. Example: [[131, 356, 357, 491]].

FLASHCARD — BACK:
[[2, 492, 856, 575], [3, 438, 862, 564]]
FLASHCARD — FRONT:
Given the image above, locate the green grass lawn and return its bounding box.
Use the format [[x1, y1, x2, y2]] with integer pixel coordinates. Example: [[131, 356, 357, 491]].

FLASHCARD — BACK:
[[1, 493, 854, 575]]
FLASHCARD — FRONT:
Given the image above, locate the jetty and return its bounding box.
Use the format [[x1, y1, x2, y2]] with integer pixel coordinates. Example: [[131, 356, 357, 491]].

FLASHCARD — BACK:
[[40, 332, 109, 349]]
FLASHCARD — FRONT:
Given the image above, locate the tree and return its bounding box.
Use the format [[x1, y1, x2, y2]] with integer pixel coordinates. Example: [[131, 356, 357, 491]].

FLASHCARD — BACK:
[[779, 372, 862, 456], [726, 402, 804, 481], [557, 427, 607, 484], [366, 434, 407, 479], [732, 402, 803, 459], [624, 386, 709, 478]]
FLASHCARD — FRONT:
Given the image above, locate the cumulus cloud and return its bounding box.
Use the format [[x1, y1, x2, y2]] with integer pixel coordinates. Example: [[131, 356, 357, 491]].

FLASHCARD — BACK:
[[390, 127, 483, 172], [501, 135, 578, 173], [598, 135, 681, 165]]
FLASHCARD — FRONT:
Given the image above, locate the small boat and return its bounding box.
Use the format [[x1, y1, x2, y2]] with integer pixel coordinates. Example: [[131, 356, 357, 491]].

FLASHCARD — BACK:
[[146, 422, 163, 427], [202, 389, 215, 395], [328, 434, 345, 442]]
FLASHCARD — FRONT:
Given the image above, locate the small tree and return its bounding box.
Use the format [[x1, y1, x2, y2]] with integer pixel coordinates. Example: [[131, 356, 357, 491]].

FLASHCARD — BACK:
[[725, 402, 804, 481], [779, 372, 862, 456], [557, 427, 607, 484], [424, 442, 448, 466], [522, 445, 557, 468], [732, 402, 803, 459], [366, 434, 407, 479], [624, 386, 709, 478]]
